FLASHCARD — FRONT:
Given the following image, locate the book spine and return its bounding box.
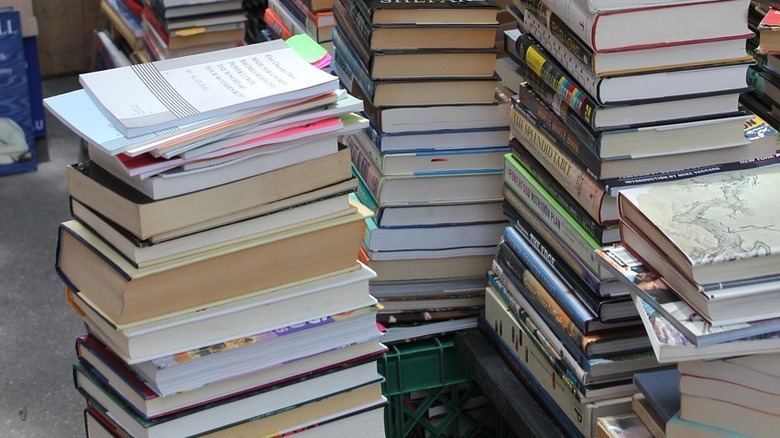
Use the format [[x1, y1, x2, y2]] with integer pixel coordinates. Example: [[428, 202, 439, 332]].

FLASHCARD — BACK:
[[343, 0, 372, 25], [521, 10, 601, 95], [488, 275, 590, 394], [511, 95, 602, 181], [521, 1, 595, 70], [332, 29, 371, 77], [268, 0, 309, 37], [504, 191, 609, 291], [341, 0, 373, 45], [332, 4, 371, 67], [512, 139, 608, 243], [332, 42, 375, 102], [493, 243, 589, 356], [346, 133, 384, 202], [503, 155, 603, 274], [263, 7, 294, 40], [502, 227, 598, 334], [453, 330, 569, 438], [521, 0, 596, 51], [513, 31, 601, 123], [483, 285, 593, 437]]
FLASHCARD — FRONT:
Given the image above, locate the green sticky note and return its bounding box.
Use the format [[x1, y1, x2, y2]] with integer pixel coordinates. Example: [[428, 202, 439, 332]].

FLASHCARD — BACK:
[[286, 34, 327, 64]]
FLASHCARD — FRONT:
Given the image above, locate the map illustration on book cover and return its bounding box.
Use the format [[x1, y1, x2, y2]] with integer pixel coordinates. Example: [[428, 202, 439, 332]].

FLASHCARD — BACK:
[[619, 166, 780, 284], [0, 7, 37, 175]]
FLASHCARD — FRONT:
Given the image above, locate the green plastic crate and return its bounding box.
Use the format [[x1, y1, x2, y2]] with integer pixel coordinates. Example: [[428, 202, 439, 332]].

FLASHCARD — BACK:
[[378, 336, 509, 438]]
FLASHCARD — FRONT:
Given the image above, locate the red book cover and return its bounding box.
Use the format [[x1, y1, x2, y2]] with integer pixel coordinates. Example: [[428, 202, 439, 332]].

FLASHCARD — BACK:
[[759, 8, 780, 30]]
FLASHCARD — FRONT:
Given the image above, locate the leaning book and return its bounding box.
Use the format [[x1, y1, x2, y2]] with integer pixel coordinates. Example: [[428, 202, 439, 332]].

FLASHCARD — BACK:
[[78, 39, 338, 137]]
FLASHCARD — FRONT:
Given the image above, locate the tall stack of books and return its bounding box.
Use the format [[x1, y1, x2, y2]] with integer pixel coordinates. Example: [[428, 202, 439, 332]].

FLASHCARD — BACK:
[[473, 0, 780, 436], [329, 0, 513, 344], [744, 1, 780, 129], [45, 40, 388, 437], [263, 0, 336, 53], [600, 165, 780, 437], [140, 0, 247, 60]]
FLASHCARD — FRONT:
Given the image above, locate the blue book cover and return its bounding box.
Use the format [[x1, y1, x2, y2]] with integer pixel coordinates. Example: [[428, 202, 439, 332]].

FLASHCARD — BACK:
[[633, 368, 680, 424], [0, 8, 36, 175]]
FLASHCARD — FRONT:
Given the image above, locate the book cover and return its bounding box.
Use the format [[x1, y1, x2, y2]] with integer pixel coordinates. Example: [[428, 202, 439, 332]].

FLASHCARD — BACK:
[[633, 368, 680, 424], [618, 165, 780, 284], [597, 244, 780, 345], [0, 7, 36, 175], [78, 39, 338, 137], [633, 293, 780, 363]]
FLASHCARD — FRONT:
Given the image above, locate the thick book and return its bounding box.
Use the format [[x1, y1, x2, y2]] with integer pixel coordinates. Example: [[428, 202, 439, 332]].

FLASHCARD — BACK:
[[364, 123, 510, 154], [67, 263, 376, 361], [518, 0, 753, 77], [618, 165, 780, 285], [69, 184, 356, 267], [633, 368, 680, 424], [65, 150, 353, 240], [350, 136, 503, 205], [357, 86, 511, 134], [680, 374, 780, 417], [55, 211, 367, 325], [677, 353, 780, 396], [345, 128, 508, 175], [633, 293, 780, 363], [363, 216, 506, 252], [0, 7, 37, 175], [597, 245, 780, 345], [332, 0, 498, 51], [346, 0, 500, 24], [520, 0, 752, 53], [73, 358, 384, 438], [75, 333, 386, 419], [454, 330, 568, 438], [679, 393, 780, 437], [78, 39, 338, 137], [364, 251, 494, 282], [619, 218, 780, 325]]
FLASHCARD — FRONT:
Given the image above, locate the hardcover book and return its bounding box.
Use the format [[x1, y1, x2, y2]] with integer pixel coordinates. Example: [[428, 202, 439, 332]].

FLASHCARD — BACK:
[[633, 293, 780, 363], [55, 211, 367, 325], [332, 0, 498, 51], [597, 245, 780, 345], [78, 39, 338, 137], [520, 0, 752, 53], [618, 165, 780, 284], [347, 0, 500, 25]]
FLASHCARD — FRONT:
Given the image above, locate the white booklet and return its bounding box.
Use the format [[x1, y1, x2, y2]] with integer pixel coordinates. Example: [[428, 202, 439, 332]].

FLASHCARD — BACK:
[[78, 39, 339, 137]]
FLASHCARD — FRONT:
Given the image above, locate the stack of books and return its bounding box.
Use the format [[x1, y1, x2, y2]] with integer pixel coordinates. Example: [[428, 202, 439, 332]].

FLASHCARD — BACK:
[[744, 2, 780, 129], [99, 0, 149, 63], [44, 40, 388, 437], [329, 0, 513, 344], [263, 0, 336, 53], [598, 165, 780, 437], [140, 0, 247, 60]]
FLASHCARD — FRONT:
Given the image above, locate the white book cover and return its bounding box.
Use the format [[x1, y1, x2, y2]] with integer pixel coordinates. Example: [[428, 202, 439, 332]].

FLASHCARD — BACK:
[[78, 39, 338, 137]]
